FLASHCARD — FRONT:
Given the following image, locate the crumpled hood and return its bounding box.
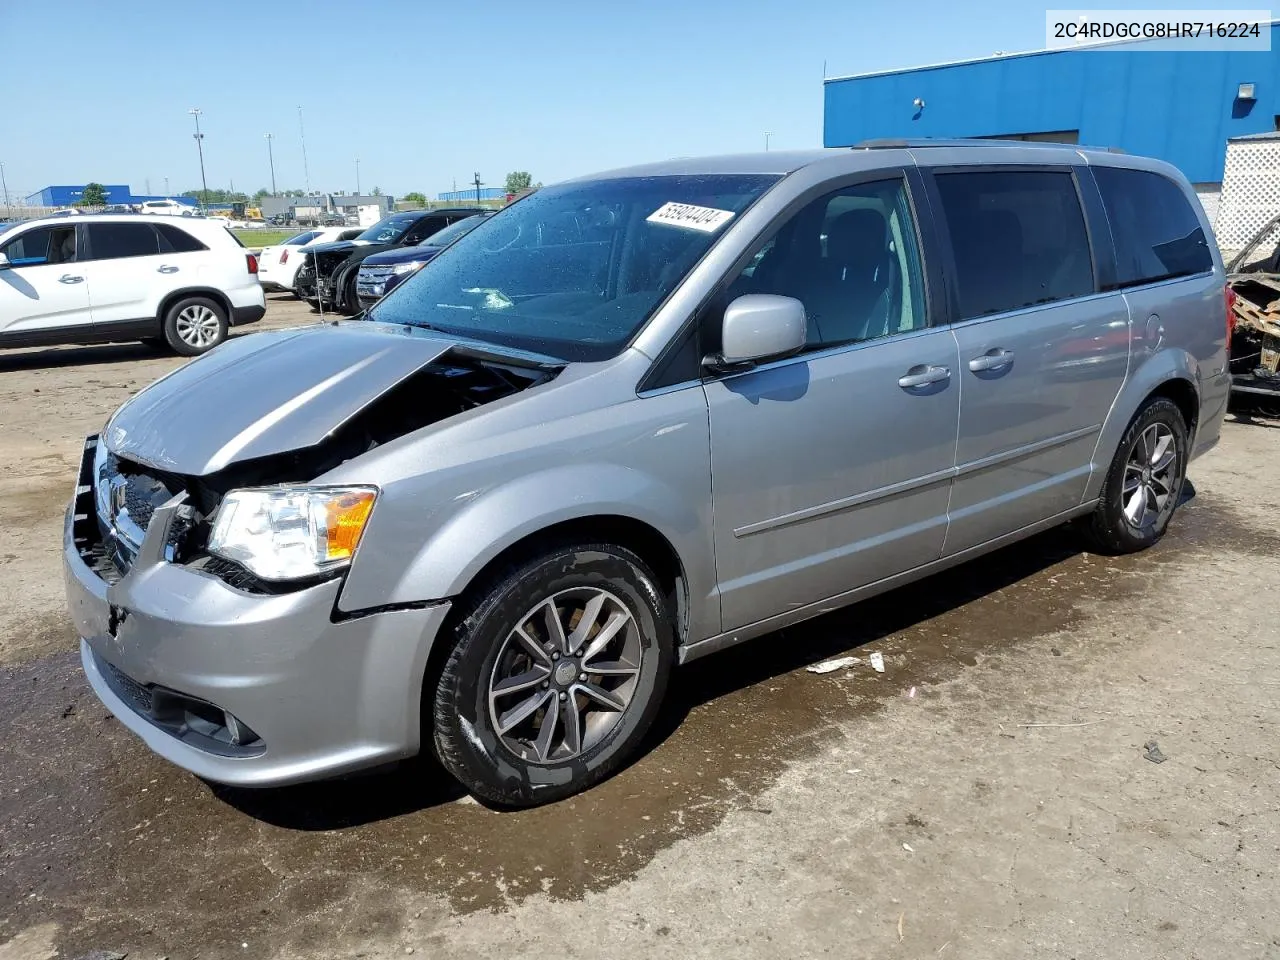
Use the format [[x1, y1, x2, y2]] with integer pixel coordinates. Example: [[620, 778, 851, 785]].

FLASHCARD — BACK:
[[104, 323, 457, 476]]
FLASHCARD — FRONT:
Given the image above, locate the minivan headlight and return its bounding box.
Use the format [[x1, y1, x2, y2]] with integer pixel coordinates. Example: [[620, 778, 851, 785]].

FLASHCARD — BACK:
[[208, 486, 377, 581]]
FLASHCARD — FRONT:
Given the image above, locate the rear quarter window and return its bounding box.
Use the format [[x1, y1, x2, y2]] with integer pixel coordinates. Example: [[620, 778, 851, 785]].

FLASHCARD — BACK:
[[933, 169, 1094, 320], [1092, 167, 1213, 288], [155, 222, 207, 253]]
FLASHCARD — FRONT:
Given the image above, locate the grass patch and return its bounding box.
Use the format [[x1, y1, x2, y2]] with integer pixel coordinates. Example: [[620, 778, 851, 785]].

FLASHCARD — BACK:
[[236, 230, 296, 248]]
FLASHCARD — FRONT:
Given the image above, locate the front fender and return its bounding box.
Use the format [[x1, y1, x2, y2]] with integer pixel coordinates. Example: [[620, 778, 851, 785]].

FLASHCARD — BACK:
[[338, 463, 718, 643], [1081, 346, 1200, 503]]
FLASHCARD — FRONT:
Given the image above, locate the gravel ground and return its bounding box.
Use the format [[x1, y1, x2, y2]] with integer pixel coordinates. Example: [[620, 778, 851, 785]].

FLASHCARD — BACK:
[[1, 297, 1277, 959]]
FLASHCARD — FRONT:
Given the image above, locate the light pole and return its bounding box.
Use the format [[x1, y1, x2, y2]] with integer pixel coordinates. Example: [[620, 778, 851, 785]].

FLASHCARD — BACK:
[[764, 131, 772, 152], [189, 108, 209, 209], [473, 172, 483, 205], [0, 161, 9, 217], [164, 176, 169, 196], [355, 157, 361, 197], [265, 134, 277, 195], [297, 106, 311, 195]]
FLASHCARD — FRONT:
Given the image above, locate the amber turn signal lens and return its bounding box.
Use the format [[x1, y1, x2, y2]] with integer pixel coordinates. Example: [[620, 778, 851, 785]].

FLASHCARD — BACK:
[[324, 490, 376, 561]]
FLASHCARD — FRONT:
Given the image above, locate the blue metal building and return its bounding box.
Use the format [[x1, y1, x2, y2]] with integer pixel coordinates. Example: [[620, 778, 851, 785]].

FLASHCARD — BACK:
[[437, 187, 506, 202], [26, 185, 199, 207], [823, 23, 1280, 216]]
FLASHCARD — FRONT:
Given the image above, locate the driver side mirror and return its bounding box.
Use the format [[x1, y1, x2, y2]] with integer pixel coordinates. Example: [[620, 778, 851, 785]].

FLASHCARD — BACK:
[[704, 294, 807, 372], [0, 254, 10, 270]]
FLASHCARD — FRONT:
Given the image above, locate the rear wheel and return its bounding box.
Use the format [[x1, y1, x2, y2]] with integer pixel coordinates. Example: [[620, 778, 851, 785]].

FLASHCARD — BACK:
[[162, 296, 228, 356], [432, 543, 674, 807], [1082, 397, 1188, 554]]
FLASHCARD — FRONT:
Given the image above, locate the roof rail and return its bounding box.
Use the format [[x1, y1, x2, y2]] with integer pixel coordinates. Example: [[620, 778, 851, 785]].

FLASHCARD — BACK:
[[852, 137, 1124, 153]]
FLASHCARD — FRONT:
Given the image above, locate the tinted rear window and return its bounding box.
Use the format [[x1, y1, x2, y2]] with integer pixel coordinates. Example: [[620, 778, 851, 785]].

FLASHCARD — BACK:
[[85, 222, 160, 260], [1093, 167, 1213, 288], [155, 222, 207, 253], [286, 231, 319, 245], [934, 170, 1094, 320]]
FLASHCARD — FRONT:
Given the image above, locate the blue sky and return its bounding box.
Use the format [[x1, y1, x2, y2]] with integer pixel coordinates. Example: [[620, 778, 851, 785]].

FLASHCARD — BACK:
[[2, 0, 1195, 199]]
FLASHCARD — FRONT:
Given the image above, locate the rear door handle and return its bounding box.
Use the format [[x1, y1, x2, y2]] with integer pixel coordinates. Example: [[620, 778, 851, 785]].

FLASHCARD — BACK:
[[898, 364, 951, 388], [968, 348, 1014, 373], [157, 264, 179, 274], [58, 274, 84, 284]]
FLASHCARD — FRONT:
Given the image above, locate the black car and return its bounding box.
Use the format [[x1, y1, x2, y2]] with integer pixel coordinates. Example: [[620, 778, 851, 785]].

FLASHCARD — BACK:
[[355, 213, 492, 310], [294, 207, 486, 313]]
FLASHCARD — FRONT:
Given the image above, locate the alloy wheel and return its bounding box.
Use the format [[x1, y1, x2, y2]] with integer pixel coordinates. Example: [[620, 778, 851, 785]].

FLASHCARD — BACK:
[[174, 304, 222, 349], [1122, 422, 1178, 530], [487, 587, 643, 764]]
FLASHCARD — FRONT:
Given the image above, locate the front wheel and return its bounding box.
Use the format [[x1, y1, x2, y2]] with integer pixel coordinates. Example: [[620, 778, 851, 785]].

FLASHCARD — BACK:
[[1082, 397, 1188, 554], [162, 296, 228, 356], [432, 543, 674, 807]]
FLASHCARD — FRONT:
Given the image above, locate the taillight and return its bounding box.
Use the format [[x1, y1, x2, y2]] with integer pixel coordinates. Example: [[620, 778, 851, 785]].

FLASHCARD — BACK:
[[247, 253, 259, 275], [1224, 284, 1237, 356], [280, 249, 289, 264]]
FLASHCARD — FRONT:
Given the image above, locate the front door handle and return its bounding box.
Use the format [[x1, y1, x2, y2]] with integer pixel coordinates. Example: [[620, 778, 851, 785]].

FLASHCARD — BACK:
[[58, 274, 84, 284], [898, 364, 951, 388], [157, 264, 179, 274], [968, 348, 1014, 373]]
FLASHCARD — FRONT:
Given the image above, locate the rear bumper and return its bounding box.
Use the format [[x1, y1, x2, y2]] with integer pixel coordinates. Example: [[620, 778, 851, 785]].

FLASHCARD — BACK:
[[232, 304, 266, 326], [64, 438, 452, 787]]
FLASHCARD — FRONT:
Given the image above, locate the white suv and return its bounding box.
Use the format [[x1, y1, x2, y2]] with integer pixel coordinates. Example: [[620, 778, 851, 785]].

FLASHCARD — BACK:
[[0, 215, 266, 356], [138, 199, 196, 217]]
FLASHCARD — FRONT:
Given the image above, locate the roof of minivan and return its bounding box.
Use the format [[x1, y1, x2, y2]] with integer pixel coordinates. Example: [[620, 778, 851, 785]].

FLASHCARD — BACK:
[[564, 141, 1134, 182]]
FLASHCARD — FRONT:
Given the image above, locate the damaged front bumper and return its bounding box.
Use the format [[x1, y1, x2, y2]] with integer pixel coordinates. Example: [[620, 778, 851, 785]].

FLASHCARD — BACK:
[[64, 437, 452, 787]]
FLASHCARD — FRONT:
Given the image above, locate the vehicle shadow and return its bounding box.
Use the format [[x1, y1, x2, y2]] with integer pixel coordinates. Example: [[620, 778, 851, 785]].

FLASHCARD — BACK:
[[0, 326, 269, 372], [648, 525, 1085, 750], [0, 341, 164, 372], [213, 522, 1092, 830]]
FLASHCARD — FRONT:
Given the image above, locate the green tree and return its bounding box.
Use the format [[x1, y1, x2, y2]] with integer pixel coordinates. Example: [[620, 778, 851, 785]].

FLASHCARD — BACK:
[[81, 182, 109, 206], [371, 186, 382, 196], [253, 188, 271, 201], [181, 188, 249, 204], [402, 191, 427, 205], [505, 171, 533, 194]]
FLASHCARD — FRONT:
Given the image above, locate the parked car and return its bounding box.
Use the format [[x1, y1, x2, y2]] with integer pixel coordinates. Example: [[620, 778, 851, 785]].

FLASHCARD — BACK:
[[0, 213, 264, 355], [65, 143, 1228, 807], [259, 226, 365, 293], [294, 208, 485, 313], [138, 199, 196, 217], [355, 213, 491, 309]]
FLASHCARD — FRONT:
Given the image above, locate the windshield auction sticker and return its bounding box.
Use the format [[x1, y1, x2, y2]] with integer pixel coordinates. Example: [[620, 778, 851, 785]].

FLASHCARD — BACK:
[[647, 202, 736, 233]]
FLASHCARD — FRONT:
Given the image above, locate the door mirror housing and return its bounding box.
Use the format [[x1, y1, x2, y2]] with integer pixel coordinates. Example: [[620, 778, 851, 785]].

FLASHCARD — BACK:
[[705, 294, 807, 371], [0, 253, 10, 270]]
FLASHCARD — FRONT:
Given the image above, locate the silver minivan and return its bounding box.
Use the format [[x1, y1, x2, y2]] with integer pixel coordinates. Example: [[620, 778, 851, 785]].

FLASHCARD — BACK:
[[65, 141, 1230, 805]]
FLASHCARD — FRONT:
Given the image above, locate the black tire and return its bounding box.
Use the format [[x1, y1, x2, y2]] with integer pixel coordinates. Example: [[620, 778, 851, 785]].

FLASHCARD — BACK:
[[341, 273, 362, 315], [432, 543, 674, 807], [161, 296, 228, 356], [1082, 397, 1189, 554]]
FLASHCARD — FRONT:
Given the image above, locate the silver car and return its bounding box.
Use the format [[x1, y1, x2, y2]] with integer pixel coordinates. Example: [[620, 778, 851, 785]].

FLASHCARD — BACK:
[[65, 142, 1230, 805]]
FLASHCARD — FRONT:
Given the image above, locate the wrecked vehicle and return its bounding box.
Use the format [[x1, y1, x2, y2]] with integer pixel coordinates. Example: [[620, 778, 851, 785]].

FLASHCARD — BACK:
[[66, 143, 1228, 807], [355, 213, 492, 310], [293, 207, 485, 314], [1227, 213, 1280, 407]]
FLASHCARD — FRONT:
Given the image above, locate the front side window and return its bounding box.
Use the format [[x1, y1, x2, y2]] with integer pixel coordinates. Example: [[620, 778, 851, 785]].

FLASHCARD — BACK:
[[401, 217, 447, 245], [729, 178, 927, 347], [1093, 167, 1213, 287], [369, 174, 779, 361], [2, 225, 76, 266], [85, 223, 160, 260], [934, 170, 1094, 320]]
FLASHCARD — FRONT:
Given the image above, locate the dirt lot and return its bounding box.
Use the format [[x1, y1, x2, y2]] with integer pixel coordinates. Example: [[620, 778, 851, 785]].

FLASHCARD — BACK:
[[2, 297, 1278, 959]]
